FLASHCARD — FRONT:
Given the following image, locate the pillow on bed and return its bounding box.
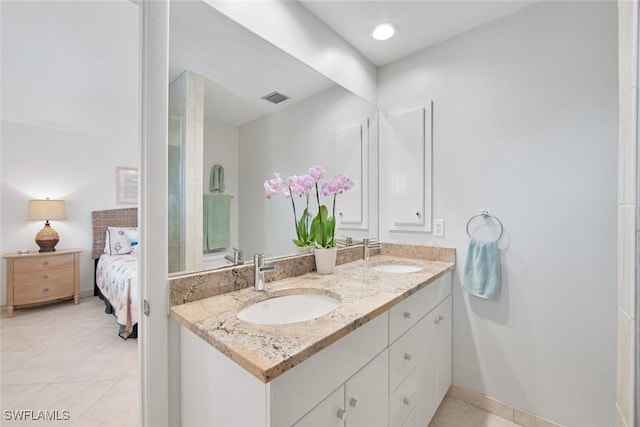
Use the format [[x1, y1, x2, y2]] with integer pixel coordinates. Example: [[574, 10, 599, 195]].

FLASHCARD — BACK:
[[104, 227, 137, 255], [125, 228, 138, 246]]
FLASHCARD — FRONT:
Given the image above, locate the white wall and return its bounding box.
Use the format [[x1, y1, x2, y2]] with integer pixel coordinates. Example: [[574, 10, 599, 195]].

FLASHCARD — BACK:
[[0, 1, 139, 305], [378, 2, 617, 426], [203, 118, 239, 252], [238, 85, 378, 257]]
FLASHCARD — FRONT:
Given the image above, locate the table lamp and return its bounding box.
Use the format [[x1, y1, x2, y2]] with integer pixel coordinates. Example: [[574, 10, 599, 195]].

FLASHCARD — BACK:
[[27, 198, 67, 252]]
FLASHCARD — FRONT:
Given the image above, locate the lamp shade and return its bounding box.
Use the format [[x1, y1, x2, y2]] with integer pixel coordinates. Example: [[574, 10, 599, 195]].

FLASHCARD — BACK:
[[27, 199, 67, 221]]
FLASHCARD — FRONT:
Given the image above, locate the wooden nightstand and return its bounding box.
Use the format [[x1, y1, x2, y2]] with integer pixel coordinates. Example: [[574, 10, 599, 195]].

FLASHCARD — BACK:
[[2, 249, 81, 317]]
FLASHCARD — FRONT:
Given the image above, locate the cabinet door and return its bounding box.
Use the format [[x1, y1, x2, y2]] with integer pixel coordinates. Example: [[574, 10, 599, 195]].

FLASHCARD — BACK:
[[293, 386, 345, 427], [417, 295, 453, 426], [417, 308, 438, 424], [388, 101, 433, 232], [345, 349, 388, 427], [435, 295, 452, 402]]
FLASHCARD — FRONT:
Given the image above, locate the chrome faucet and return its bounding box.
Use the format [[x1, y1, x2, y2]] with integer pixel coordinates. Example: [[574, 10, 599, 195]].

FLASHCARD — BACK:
[[253, 254, 276, 291], [336, 236, 353, 247], [363, 238, 382, 262], [225, 248, 244, 265]]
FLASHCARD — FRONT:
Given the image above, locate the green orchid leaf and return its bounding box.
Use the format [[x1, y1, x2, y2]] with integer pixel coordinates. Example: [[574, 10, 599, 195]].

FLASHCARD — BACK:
[[297, 217, 307, 241]]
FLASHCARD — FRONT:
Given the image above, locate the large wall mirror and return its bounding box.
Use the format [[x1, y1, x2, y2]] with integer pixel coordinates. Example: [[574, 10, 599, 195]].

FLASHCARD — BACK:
[[168, 0, 379, 275]]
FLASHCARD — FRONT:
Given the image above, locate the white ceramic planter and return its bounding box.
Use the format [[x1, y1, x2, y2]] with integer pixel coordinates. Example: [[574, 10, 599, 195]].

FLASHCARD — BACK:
[[314, 247, 338, 274]]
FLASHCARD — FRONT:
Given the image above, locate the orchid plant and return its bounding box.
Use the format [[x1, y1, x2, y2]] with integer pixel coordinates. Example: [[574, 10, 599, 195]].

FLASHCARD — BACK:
[[264, 166, 353, 248]]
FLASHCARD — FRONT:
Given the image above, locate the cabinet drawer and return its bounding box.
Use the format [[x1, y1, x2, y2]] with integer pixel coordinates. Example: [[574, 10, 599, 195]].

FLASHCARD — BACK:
[[389, 325, 418, 393], [14, 267, 74, 288], [389, 295, 418, 345], [389, 272, 451, 344], [14, 279, 74, 304], [13, 254, 74, 272], [389, 373, 419, 427]]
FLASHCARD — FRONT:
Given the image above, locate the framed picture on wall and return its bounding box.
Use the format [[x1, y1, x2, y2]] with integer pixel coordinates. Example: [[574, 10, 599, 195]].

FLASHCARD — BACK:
[[116, 167, 138, 205]]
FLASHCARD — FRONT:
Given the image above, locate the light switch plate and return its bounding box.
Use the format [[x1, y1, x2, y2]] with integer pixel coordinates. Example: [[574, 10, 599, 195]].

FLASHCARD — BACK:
[[433, 219, 444, 237]]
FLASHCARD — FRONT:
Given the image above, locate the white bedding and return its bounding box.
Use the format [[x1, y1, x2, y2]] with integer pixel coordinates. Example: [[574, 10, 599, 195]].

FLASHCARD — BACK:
[[96, 253, 139, 337]]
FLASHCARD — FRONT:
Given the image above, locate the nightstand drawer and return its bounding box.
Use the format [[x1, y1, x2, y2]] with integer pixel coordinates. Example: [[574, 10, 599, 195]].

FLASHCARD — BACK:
[[14, 277, 74, 303], [14, 266, 74, 287], [13, 254, 75, 272]]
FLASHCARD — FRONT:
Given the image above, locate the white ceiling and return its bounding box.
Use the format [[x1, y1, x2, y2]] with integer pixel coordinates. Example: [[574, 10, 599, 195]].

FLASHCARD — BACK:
[[299, 1, 538, 67]]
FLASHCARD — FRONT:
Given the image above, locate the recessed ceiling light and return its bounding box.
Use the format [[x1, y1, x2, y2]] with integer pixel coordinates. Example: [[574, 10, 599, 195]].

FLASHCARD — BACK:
[[370, 23, 397, 41]]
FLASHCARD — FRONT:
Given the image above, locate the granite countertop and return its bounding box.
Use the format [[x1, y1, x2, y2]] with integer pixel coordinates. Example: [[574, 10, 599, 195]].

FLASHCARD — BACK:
[[170, 255, 454, 383]]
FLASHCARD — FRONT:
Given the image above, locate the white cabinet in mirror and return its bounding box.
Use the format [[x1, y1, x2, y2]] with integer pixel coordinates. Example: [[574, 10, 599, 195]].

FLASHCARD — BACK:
[[168, 0, 379, 275]]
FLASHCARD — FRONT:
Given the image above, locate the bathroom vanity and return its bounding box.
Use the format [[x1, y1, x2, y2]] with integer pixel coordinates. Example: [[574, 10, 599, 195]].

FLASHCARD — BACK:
[[171, 251, 454, 427]]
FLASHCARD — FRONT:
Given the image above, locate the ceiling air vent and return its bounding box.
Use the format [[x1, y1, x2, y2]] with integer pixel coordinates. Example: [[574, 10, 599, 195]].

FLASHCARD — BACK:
[[261, 91, 290, 105]]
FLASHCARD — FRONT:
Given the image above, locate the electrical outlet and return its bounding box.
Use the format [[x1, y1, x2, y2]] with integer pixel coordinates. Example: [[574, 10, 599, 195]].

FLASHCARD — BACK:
[[433, 219, 444, 237]]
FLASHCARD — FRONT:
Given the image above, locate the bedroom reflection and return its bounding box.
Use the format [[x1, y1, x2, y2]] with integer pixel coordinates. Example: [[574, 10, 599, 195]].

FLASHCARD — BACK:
[[168, 0, 378, 275]]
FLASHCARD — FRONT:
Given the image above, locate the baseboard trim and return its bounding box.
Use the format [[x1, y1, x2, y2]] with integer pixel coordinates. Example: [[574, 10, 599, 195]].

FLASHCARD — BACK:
[[449, 384, 563, 427]]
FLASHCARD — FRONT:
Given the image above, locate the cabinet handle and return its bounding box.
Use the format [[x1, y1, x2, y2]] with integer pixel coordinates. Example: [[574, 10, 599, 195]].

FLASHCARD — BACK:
[[403, 311, 412, 319], [339, 212, 343, 217], [434, 318, 440, 325], [42, 288, 50, 292], [402, 397, 411, 406], [42, 274, 49, 279], [336, 409, 347, 420], [42, 261, 49, 266], [439, 315, 445, 322], [349, 398, 359, 409], [416, 212, 421, 217], [404, 353, 412, 361]]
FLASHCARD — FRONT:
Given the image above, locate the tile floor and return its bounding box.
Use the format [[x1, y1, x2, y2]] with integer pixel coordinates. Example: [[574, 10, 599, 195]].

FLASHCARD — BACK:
[[1, 297, 138, 426], [1, 296, 519, 427], [429, 396, 520, 427]]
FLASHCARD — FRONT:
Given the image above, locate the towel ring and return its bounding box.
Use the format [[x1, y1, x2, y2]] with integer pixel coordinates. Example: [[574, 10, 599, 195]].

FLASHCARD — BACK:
[[466, 211, 504, 241]]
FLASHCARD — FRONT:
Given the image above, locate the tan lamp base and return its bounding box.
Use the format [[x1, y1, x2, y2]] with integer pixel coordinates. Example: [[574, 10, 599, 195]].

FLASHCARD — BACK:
[[35, 222, 59, 252]]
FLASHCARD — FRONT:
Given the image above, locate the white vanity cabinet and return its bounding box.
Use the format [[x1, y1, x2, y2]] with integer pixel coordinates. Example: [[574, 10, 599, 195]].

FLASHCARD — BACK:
[[294, 349, 389, 427], [180, 311, 389, 427], [179, 271, 452, 427]]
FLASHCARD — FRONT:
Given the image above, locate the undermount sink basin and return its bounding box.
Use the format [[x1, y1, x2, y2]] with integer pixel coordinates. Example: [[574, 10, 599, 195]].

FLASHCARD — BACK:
[[237, 293, 340, 325], [370, 263, 423, 273]]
